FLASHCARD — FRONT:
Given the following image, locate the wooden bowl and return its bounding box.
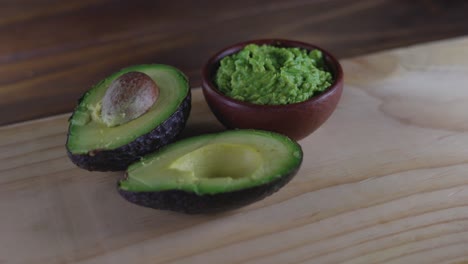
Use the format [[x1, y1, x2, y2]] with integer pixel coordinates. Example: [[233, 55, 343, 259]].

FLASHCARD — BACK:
[[202, 39, 343, 140]]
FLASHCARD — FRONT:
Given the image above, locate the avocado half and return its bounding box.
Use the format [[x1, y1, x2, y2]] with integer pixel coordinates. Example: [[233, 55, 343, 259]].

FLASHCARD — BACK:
[[118, 130, 303, 214], [66, 64, 191, 171]]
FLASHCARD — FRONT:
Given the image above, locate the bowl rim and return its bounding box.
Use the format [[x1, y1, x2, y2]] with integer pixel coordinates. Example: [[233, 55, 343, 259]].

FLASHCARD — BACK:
[[202, 38, 344, 109]]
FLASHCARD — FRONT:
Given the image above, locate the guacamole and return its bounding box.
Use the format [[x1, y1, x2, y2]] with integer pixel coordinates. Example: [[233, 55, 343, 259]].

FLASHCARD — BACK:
[[215, 44, 333, 105]]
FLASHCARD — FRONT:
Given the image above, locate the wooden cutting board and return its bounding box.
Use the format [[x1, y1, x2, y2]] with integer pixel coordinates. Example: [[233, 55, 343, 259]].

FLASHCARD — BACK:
[[1, 37, 468, 264]]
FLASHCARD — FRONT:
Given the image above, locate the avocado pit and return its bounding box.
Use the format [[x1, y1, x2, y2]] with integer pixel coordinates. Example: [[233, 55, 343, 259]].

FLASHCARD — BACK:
[[101, 71, 159, 127]]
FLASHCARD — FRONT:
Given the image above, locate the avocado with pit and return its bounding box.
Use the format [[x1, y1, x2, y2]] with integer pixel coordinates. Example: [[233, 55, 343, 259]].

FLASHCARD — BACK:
[[118, 129, 303, 214], [66, 64, 191, 171]]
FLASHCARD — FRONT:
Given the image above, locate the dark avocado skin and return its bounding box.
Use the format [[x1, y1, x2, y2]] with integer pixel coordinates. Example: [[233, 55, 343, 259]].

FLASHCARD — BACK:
[[66, 91, 191, 171], [117, 158, 302, 214]]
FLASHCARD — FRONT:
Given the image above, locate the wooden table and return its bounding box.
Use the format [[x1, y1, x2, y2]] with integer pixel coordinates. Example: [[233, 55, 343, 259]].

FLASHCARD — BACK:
[[1, 36, 468, 263], [1, 0, 468, 125]]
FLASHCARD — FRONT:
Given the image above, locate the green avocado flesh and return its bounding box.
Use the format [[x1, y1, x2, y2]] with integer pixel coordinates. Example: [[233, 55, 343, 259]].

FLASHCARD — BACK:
[[119, 130, 302, 195], [67, 64, 189, 154], [215, 44, 333, 105]]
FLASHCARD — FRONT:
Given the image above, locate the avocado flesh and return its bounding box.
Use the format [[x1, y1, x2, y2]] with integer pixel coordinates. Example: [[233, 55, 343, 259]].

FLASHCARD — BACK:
[[67, 64, 189, 154], [119, 130, 302, 195]]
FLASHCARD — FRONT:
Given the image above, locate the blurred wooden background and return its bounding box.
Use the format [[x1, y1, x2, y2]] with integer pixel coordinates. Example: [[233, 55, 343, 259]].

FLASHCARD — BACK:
[[1, 0, 468, 125]]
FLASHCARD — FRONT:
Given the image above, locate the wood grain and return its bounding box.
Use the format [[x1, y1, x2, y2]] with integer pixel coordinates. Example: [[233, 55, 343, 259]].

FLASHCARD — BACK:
[[1, 37, 468, 263], [1, 0, 468, 125]]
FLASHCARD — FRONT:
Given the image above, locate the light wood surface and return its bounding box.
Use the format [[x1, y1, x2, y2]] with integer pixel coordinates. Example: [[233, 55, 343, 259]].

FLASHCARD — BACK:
[[1, 37, 468, 264]]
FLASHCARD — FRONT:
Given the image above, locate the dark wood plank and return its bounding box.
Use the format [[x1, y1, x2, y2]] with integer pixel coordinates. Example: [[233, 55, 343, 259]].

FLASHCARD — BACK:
[[1, 0, 468, 125]]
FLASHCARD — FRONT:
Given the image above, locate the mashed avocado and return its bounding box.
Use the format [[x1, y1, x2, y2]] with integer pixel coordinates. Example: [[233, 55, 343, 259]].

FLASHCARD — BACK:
[[215, 44, 333, 105]]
